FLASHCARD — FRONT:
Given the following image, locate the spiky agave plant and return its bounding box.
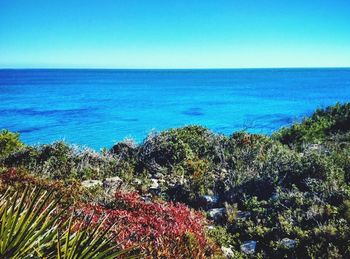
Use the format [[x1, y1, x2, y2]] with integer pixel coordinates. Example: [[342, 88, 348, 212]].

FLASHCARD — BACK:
[[0, 187, 134, 258], [0, 187, 61, 258], [53, 216, 132, 259]]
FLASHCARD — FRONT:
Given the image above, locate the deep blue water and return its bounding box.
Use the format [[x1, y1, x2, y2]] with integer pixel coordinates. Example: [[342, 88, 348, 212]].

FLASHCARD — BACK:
[[1, 68, 350, 150]]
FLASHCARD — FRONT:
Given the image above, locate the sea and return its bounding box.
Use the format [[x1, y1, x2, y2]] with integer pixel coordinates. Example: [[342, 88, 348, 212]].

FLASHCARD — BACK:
[[1, 68, 350, 150]]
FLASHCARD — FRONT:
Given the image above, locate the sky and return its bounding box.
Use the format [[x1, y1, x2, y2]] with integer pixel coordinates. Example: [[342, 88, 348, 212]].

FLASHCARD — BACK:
[[0, 0, 350, 68]]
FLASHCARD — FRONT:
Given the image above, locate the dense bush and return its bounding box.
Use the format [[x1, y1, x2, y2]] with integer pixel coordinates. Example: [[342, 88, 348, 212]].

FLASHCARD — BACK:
[[138, 125, 221, 172], [1, 142, 133, 182]]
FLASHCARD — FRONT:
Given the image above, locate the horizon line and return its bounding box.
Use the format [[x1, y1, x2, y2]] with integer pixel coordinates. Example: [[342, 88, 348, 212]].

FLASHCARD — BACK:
[[1, 66, 350, 70]]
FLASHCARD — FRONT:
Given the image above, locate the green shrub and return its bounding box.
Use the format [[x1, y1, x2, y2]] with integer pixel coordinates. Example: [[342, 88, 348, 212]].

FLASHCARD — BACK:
[[207, 226, 238, 247], [274, 102, 350, 149], [2, 142, 132, 181], [139, 126, 220, 172], [0, 129, 24, 159]]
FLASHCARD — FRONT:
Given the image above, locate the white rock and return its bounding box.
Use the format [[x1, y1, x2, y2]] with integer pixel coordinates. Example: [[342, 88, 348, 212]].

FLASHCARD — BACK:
[[81, 180, 103, 188], [133, 178, 142, 185], [207, 225, 215, 230], [208, 208, 226, 222], [102, 176, 123, 193], [240, 241, 256, 254], [150, 178, 159, 189], [103, 176, 122, 186], [198, 195, 220, 209], [203, 195, 219, 204], [221, 246, 234, 258]]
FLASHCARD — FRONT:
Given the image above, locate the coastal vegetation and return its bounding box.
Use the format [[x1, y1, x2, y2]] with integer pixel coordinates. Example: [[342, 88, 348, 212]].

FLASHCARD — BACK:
[[1, 102, 350, 258]]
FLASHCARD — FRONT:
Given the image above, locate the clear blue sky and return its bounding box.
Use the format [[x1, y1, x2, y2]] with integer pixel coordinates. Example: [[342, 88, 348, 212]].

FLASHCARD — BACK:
[[0, 0, 349, 68]]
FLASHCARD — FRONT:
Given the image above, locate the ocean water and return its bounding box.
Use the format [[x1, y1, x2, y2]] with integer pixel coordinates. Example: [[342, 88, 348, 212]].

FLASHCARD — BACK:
[[1, 68, 350, 150]]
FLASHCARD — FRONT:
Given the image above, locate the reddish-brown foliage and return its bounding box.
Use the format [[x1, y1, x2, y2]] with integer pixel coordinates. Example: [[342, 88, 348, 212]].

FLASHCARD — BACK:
[[0, 167, 82, 204], [80, 191, 219, 258]]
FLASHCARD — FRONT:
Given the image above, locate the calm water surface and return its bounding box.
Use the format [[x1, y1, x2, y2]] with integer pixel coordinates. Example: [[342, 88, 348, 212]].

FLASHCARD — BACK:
[[1, 68, 350, 149]]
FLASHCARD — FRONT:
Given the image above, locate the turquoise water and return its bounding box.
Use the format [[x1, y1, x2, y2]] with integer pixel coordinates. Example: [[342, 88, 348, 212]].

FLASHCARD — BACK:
[[1, 68, 350, 150]]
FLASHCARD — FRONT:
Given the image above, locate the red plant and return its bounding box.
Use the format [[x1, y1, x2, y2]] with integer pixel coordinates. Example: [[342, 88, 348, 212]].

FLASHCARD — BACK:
[[79, 191, 219, 258]]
